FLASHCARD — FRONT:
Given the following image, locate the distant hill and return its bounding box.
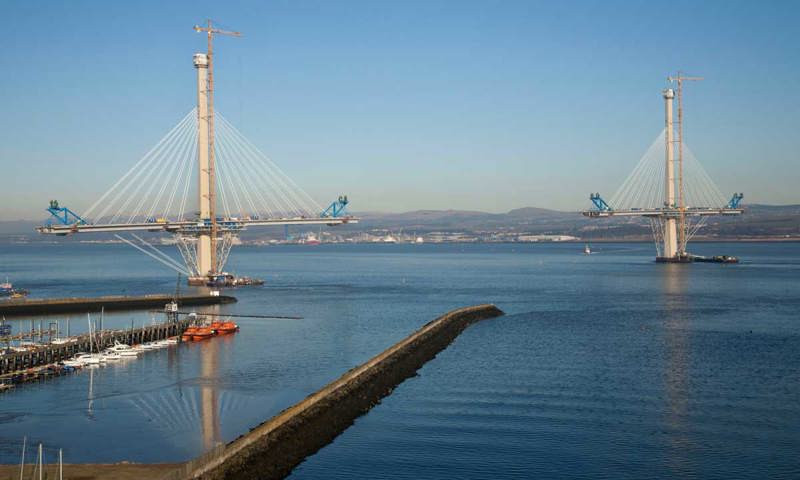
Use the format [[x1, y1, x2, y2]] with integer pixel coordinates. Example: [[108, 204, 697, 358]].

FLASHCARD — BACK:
[[345, 204, 800, 239], [2, 204, 798, 242], [0, 220, 39, 235], [351, 206, 574, 231]]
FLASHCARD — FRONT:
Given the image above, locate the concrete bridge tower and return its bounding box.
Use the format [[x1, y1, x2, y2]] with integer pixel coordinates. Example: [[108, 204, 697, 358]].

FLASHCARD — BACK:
[[662, 88, 678, 259], [194, 53, 212, 276]]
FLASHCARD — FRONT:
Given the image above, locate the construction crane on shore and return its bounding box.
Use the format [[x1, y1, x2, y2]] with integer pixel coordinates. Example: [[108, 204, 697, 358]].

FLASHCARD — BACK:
[[583, 74, 743, 263], [37, 21, 358, 284]]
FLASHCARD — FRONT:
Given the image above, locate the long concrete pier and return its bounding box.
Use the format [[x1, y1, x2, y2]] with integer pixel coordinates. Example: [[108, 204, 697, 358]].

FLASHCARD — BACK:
[[0, 294, 236, 316], [167, 303, 504, 480], [0, 318, 191, 379]]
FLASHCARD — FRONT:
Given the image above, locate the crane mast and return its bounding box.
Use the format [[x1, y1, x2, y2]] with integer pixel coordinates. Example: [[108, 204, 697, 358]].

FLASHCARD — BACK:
[[668, 73, 703, 255], [193, 21, 241, 276]]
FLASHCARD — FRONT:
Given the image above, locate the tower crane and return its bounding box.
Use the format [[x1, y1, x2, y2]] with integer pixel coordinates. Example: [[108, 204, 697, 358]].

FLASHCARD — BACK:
[[668, 73, 703, 255], [193, 20, 241, 276]]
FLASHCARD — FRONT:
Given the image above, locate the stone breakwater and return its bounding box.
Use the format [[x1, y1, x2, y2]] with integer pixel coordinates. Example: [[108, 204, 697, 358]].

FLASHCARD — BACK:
[[169, 303, 504, 480]]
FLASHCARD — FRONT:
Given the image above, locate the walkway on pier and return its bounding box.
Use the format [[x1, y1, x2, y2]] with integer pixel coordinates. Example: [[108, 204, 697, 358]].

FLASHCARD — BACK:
[[0, 294, 236, 316]]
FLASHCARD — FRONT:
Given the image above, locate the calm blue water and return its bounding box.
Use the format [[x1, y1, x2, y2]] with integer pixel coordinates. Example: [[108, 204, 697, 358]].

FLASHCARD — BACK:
[[0, 242, 798, 478]]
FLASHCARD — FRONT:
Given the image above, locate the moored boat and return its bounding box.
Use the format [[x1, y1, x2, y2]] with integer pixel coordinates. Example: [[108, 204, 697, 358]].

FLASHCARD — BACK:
[[108, 341, 139, 356], [71, 352, 101, 366], [101, 351, 122, 362], [61, 358, 84, 368], [211, 320, 239, 334], [182, 325, 199, 342], [192, 326, 215, 341]]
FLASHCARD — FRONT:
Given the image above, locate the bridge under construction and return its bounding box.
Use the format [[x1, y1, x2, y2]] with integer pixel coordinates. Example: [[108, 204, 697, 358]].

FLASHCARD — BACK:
[[37, 22, 357, 284], [583, 74, 743, 262]]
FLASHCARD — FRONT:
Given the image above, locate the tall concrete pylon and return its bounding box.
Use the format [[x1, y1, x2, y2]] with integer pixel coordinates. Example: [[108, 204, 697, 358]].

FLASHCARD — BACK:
[[662, 88, 678, 259], [194, 52, 212, 276]]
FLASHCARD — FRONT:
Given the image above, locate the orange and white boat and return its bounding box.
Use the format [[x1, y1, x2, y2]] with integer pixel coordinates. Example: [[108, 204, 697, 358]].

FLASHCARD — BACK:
[[181, 325, 199, 342], [192, 326, 215, 341], [210, 320, 239, 334]]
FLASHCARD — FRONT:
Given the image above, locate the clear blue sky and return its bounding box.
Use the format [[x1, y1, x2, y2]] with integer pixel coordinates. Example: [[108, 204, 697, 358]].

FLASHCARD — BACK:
[[1, 0, 798, 220]]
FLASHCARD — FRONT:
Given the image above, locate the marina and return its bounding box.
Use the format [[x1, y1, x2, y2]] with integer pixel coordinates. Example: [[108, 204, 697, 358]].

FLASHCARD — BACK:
[[0, 315, 190, 384]]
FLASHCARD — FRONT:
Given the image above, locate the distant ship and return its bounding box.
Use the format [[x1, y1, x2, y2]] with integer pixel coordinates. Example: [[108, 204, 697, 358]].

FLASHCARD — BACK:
[[0, 278, 29, 299], [584, 244, 592, 255], [301, 233, 321, 246], [383, 234, 397, 244]]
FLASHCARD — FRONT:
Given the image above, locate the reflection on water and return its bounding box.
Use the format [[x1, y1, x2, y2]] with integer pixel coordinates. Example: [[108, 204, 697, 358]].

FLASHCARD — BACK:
[[87, 366, 95, 419], [661, 264, 691, 475], [200, 334, 221, 450], [78, 306, 229, 454]]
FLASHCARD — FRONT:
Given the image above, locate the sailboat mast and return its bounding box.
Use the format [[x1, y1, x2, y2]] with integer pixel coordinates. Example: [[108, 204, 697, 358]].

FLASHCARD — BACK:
[[87, 314, 93, 353]]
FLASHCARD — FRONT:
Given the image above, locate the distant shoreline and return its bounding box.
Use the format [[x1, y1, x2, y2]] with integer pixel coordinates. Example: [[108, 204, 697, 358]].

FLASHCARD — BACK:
[[571, 237, 800, 243], [1, 237, 798, 246]]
